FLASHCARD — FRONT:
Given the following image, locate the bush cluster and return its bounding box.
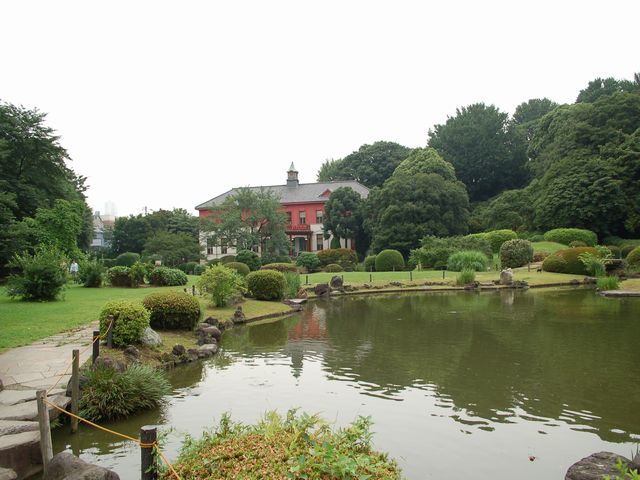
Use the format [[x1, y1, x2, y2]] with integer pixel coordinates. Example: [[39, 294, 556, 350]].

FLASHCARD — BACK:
[[499, 239, 534, 268], [259, 253, 292, 265], [324, 263, 343, 272], [246, 270, 286, 300], [542, 247, 599, 275], [7, 245, 68, 301], [260, 263, 299, 273], [80, 259, 105, 288], [447, 250, 489, 272], [627, 246, 640, 267], [198, 265, 244, 307], [219, 255, 236, 264], [107, 266, 132, 287], [236, 250, 261, 271], [375, 249, 405, 272], [226, 261, 250, 276], [177, 262, 199, 275], [149, 267, 188, 286], [115, 252, 140, 267], [543, 228, 597, 247], [484, 230, 518, 253], [296, 252, 321, 272], [316, 248, 357, 270], [129, 261, 150, 287], [364, 255, 377, 272], [142, 292, 201, 330], [569, 240, 587, 248], [193, 264, 207, 275], [412, 235, 493, 270], [99, 300, 150, 347], [621, 243, 640, 256]]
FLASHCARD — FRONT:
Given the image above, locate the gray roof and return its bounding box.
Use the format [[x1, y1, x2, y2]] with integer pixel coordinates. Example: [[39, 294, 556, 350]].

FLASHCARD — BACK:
[[195, 181, 369, 210]]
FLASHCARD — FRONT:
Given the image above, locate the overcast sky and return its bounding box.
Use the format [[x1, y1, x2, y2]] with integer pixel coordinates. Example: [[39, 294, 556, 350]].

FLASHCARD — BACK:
[[2, 1, 638, 217]]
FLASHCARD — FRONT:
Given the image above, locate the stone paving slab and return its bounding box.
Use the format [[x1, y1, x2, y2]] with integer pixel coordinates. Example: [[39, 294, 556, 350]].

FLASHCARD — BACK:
[[0, 389, 65, 407], [0, 430, 41, 479], [0, 466, 17, 480], [0, 420, 38, 436], [0, 395, 71, 422]]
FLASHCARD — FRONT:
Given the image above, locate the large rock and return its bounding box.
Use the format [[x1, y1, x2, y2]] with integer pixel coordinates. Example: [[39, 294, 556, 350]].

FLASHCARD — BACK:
[[0, 431, 41, 479], [565, 452, 633, 480], [201, 326, 221, 341], [93, 356, 126, 372], [0, 420, 38, 436], [232, 306, 246, 324], [204, 316, 220, 327], [140, 327, 162, 347], [171, 344, 186, 356], [123, 345, 140, 361], [314, 283, 330, 296], [43, 452, 120, 480], [0, 467, 17, 480], [500, 268, 514, 285], [330, 276, 343, 289], [197, 344, 218, 358]]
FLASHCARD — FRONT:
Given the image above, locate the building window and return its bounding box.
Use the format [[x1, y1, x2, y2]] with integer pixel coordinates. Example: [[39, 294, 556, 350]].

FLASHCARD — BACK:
[[316, 210, 323, 224], [286, 211, 292, 223], [207, 246, 214, 255], [299, 211, 306, 224], [220, 238, 228, 255], [206, 237, 216, 255], [316, 234, 324, 251]]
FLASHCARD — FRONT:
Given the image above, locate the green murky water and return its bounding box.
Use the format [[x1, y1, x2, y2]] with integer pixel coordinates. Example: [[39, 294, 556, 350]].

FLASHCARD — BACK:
[[53, 288, 640, 479]]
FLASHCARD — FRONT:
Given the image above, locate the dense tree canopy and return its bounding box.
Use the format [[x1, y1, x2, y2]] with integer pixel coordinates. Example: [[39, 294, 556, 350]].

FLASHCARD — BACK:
[[316, 158, 344, 183], [576, 75, 639, 103], [143, 231, 201, 266], [323, 187, 367, 253], [393, 147, 457, 181]]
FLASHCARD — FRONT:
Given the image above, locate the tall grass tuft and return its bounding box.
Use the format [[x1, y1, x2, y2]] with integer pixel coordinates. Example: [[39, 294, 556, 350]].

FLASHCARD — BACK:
[[456, 269, 476, 286], [596, 276, 619, 291], [283, 271, 301, 298], [447, 250, 489, 272]]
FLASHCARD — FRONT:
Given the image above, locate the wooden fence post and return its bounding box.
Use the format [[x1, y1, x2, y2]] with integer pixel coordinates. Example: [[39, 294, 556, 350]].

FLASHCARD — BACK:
[[140, 425, 158, 480], [369, 273, 372, 283], [36, 390, 53, 470], [442, 270, 445, 280], [71, 349, 80, 433], [192, 284, 196, 296], [92, 330, 100, 364], [106, 315, 114, 348], [410, 271, 413, 281]]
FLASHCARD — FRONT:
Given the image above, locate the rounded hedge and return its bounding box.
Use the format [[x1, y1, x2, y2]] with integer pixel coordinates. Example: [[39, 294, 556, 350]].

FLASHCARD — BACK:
[[236, 250, 261, 271], [569, 240, 587, 248], [324, 263, 343, 272], [621, 243, 640, 257], [149, 267, 188, 286], [541, 254, 568, 273], [317, 249, 357, 269], [499, 239, 534, 268], [447, 250, 489, 272], [193, 264, 207, 275], [627, 246, 640, 267], [485, 230, 518, 253], [296, 252, 320, 272], [99, 300, 150, 347], [529, 234, 545, 243], [375, 249, 405, 272], [219, 255, 237, 264], [246, 270, 286, 301], [543, 228, 597, 247], [107, 266, 132, 287], [142, 292, 201, 330], [364, 255, 377, 272], [115, 252, 140, 267], [260, 263, 299, 273], [542, 247, 599, 274], [226, 262, 250, 276]]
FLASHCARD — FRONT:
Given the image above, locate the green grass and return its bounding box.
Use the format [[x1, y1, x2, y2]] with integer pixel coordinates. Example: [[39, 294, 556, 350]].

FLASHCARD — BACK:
[[531, 241, 567, 254]]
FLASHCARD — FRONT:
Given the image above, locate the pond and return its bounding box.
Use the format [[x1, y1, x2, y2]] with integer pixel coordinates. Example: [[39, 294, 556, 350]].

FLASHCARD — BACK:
[[53, 288, 640, 479]]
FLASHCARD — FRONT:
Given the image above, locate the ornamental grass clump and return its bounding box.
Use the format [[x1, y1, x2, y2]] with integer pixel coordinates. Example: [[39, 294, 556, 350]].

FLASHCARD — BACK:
[[446, 250, 489, 272], [596, 276, 620, 291], [79, 364, 171, 422], [165, 410, 402, 480], [456, 269, 476, 286], [283, 271, 301, 298]]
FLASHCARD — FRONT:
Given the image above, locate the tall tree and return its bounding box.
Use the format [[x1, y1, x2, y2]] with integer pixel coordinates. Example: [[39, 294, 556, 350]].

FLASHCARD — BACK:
[[576, 75, 639, 103], [428, 103, 529, 201], [143, 231, 201, 266], [316, 158, 344, 182], [323, 187, 365, 247]]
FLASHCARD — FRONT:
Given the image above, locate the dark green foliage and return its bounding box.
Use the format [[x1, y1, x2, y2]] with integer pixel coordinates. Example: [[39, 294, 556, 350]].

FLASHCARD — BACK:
[[115, 252, 140, 267], [484, 230, 518, 253], [99, 300, 150, 347], [576, 76, 639, 103], [260, 263, 298, 273], [296, 252, 320, 272], [470, 188, 536, 233], [103, 258, 116, 268], [394, 147, 457, 181], [596, 276, 620, 290], [541, 254, 567, 273], [323, 188, 365, 254], [621, 243, 640, 257], [260, 252, 292, 265], [329, 237, 341, 249], [447, 251, 490, 272], [142, 292, 201, 330], [79, 364, 170, 422], [149, 267, 188, 286], [569, 240, 587, 248], [324, 263, 343, 272], [283, 271, 301, 298], [411, 245, 454, 269], [364, 255, 376, 271], [316, 158, 344, 182], [413, 235, 493, 269], [374, 249, 405, 272], [499, 239, 534, 268], [178, 262, 199, 275], [193, 264, 207, 275], [246, 270, 286, 301], [143, 231, 201, 267], [219, 255, 236, 264], [197, 264, 244, 307], [226, 262, 250, 276], [542, 247, 600, 275], [543, 228, 597, 246], [128, 261, 149, 287], [627, 246, 640, 267], [316, 248, 357, 270], [80, 259, 105, 288], [529, 234, 545, 242], [235, 250, 261, 271], [456, 269, 476, 286], [453, 235, 493, 258], [107, 266, 132, 287], [6, 245, 68, 301]]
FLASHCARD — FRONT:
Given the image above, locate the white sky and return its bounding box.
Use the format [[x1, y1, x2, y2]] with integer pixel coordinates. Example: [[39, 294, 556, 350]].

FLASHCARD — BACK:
[[1, 0, 638, 217]]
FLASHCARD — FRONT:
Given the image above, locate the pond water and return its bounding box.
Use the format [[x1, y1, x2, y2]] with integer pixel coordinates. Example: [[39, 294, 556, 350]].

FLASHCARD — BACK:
[[52, 288, 640, 479]]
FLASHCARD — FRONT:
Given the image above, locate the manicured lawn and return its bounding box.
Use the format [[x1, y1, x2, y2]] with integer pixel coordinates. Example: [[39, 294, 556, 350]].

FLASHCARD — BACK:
[[531, 241, 566, 254], [620, 278, 640, 291]]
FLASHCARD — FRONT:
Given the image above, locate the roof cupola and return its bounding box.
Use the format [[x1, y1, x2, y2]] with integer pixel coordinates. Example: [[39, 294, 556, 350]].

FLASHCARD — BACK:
[[287, 162, 299, 187]]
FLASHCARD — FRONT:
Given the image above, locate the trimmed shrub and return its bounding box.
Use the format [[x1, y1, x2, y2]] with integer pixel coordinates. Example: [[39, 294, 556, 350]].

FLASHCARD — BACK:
[[107, 266, 132, 287], [485, 229, 518, 253], [542, 247, 599, 274], [597, 276, 620, 290], [364, 255, 377, 272], [374, 249, 405, 272], [316, 248, 357, 270], [447, 250, 489, 272], [533, 252, 550, 262], [324, 263, 343, 272], [193, 264, 207, 275], [129, 261, 150, 287], [246, 270, 286, 301], [541, 254, 568, 273], [6, 245, 68, 301], [456, 269, 476, 286], [499, 239, 534, 268], [296, 252, 320, 272], [260, 263, 299, 273], [219, 255, 236, 264], [142, 292, 201, 330], [569, 240, 587, 248], [198, 265, 244, 307], [529, 234, 545, 242], [621, 242, 640, 257], [236, 250, 261, 271], [627, 246, 640, 267], [226, 261, 250, 276], [149, 267, 188, 286], [177, 262, 199, 275], [283, 271, 301, 299], [99, 300, 150, 347], [103, 258, 116, 268], [79, 364, 170, 422], [207, 259, 221, 266], [115, 252, 140, 267], [80, 259, 105, 288], [543, 228, 597, 247], [260, 253, 292, 266], [607, 245, 622, 259]]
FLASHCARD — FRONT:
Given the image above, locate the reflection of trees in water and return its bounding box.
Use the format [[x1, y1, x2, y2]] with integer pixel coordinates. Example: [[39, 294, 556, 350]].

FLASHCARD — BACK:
[[320, 290, 640, 442]]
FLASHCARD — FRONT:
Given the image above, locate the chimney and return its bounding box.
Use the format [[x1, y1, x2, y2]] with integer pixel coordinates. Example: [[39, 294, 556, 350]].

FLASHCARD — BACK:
[[287, 162, 299, 187]]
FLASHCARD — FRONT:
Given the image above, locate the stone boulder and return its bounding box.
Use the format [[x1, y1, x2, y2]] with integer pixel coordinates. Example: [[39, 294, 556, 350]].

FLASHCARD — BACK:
[[197, 344, 218, 358], [330, 276, 343, 289], [202, 326, 221, 341], [314, 283, 330, 296], [140, 327, 162, 347], [43, 452, 120, 480], [172, 344, 186, 356], [123, 345, 140, 361], [186, 349, 200, 362], [565, 452, 634, 480], [0, 467, 17, 480], [204, 316, 220, 327], [232, 306, 246, 324], [500, 269, 514, 285], [92, 357, 126, 373]]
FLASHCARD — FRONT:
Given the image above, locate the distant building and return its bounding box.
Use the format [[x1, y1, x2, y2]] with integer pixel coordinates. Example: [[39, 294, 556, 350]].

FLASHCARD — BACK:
[[91, 211, 115, 249], [195, 164, 369, 260]]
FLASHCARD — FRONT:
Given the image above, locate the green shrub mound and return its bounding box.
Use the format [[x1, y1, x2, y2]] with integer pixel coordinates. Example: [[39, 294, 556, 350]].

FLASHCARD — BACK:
[[260, 262, 299, 273], [597, 276, 620, 291], [246, 270, 286, 300], [542, 247, 599, 275], [149, 267, 188, 286], [529, 234, 545, 242], [129, 261, 149, 286], [375, 249, 405, 272], [177, 262, 199, 275], [324, 263, 343, 272], [225, 261, 250, 276], [447, 250, 489, 272], [364, 255, 377, 271], [484, 229, 518, 253], [79, 364, 170, 422], [198, 265, 244, 307], [543, 228, 597, 247], [103, 258, 116, 268], [193, 264, 207, 275], [235, 250, 261, 271], [499, 239, 534, 268], [6, 245, 68, 301], [607, 245, 622, 259], [99, 300, 150, 347], [107, 266, 132, 287], [456, 269, 476, 286], [621, 243, 640, 257], [219, 255, 236, 264], [296, 252, 321, 272], [142, 292, 201, 330], [80, 259, 105, 288], [569, 240, 587, 248], [627, 246, 640, 267], [168, 411, 401, 480], [316, 248, 357, 270], [115, 252, 140, 267]]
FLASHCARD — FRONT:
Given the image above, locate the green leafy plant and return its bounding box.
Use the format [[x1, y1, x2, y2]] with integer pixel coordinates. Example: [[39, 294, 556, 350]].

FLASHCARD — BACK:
[[578, 252, 607, 277], [283, 271, 301, 299], [115, 252, 140, 267], [235, 250, 261, 271], [627, 246, 640, 267], [446, 250, 489, 272], [128, 261, 150, 287], [569, 240, 587, 247], [246, 270, 286, 301], [603, 456, 640, 480], [225, 261, 250, 276], [316, 248, 357, 270], [375, 249, 405, 272], [149, 267, 188, 286], [142, 292, 201, 330], [456, 269, 476, 286], [219, 255, 236, 264], [543, 228, 597, 247], [597, 276, 620, 291], [79, 258, 105, 288], [99, 300, 150, 347], [193, 264, 207, 275], [260, 262, 299, 273], [324, 263, 343, 272], [107, 266, 132, 287], [296, 252, 320, 272], [499, 239, 534, 268], [364, 254, 377, 271], [6, 245, 68, 301], [198, 264, 244, 307]]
